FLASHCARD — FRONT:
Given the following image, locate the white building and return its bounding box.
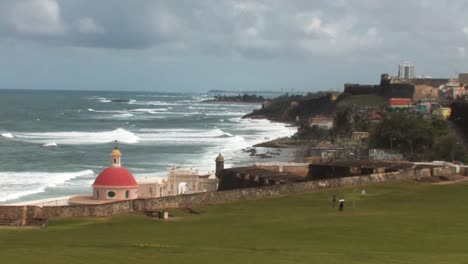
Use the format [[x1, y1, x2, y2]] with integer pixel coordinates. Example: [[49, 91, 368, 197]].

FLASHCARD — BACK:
[[369, 149, 403, 161], [137, 168, 218, 197], [398, 62, 415, 79], [308, 116, 334, 130]]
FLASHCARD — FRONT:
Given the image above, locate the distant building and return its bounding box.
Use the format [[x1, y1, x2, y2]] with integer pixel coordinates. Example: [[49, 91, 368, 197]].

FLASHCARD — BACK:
[[308, 115, 333, 129], [389, 98, 413, 110], [352, 132, 370, 143], [433, 107, 451, 120], [217, 162, 308, 190], [369, 149, 403, 161], [370, 111, 384, 123], [416, 101, 432, 114], [459, 73, 468, 85], [439, 80, 466, 100], [398, 62, 415, 79], [138, 168, 218, 197]]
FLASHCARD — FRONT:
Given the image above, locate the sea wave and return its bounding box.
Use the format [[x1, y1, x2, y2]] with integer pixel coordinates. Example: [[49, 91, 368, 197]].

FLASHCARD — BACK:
[[0, 170, 95, 202], [135, 128, 241, 144], [128, 100, 176, 106], [1, 133, 14, 138], [130, 108, 169, 114], [7, 128, 140, 145], [112, 113, 134, 118]]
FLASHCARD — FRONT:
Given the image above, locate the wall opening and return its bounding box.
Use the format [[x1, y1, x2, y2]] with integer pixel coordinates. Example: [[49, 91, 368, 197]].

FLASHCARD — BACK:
[[107, 191, 116, 199]]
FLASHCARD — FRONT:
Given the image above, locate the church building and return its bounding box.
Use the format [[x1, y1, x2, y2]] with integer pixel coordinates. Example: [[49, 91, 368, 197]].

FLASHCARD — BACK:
[[92, 146, 138, 200]]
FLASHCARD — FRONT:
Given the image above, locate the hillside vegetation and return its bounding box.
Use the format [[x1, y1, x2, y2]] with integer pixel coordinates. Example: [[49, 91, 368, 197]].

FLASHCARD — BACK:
[[244, 93, 386, 122], [1, 182, 468, 263], [336, 94, 387, 109]]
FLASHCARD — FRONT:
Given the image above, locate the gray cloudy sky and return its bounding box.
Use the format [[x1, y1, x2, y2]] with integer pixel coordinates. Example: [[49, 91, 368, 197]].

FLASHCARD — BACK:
[[1, 0, 467, 92]]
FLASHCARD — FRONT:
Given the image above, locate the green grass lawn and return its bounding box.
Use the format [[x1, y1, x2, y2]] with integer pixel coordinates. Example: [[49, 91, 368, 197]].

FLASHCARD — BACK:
[[1, 182, 468, 264]]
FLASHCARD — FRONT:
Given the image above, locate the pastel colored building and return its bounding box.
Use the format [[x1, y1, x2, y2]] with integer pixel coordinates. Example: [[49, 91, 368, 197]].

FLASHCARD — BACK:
[[92, 147, 138, 201], [308, 115, 334, 130], [389, 98, 412, 109], [433, 107, 451, 120]]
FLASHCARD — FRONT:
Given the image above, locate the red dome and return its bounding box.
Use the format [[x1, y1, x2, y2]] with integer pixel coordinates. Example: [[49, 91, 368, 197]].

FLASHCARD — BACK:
[[93, 167, 138, 187]]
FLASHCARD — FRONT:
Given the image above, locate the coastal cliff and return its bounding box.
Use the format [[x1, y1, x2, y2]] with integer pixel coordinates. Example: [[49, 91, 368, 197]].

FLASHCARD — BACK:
[[243, 92, 340, 122]]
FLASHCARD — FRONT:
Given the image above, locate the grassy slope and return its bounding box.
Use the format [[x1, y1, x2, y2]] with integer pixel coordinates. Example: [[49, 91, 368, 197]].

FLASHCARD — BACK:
[[1, 182, 468, 264], [337, 94, 387, 109]]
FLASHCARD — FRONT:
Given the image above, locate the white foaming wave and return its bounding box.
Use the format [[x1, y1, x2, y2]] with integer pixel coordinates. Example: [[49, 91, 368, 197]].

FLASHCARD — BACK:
[[204, 111, 248, 116], [91, 97, 111, 103], [1, 133, 14, 138], [139, 134, 244, 144], [42, 142, 58, 147], [137, 128, 227, 137], [11, 128, 140, 145], [88, 109, 129, 114], [131, 108, 169, 114], [0, 170, 95, 203], [129, 100, 177, 106], [136, 128, 242, 144], [112, 113, 134, 118], [197, 102, 259, 108], [191, 117, 296, 173]]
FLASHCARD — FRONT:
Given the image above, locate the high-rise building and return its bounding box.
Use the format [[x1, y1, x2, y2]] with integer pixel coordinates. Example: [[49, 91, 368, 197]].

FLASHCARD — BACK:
[[398, 62, 414, 79]]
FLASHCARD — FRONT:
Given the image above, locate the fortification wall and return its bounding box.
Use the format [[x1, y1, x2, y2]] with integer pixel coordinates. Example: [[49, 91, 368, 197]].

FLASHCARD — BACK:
[[42, 200, 134, 219], [254, 163, 309, 177], [343, 84, 380, 95], [0, 167, 453, 224], [409, 78, 449, 87]]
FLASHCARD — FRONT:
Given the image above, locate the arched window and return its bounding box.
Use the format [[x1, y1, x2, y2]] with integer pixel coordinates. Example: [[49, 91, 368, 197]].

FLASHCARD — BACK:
[[113, 158, 117, 164], [125, 190, 129, 199], [96, 190, 99, 199]]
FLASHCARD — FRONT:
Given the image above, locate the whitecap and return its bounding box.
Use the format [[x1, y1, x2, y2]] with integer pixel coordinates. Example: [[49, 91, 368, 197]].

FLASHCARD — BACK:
[[1, 133, 14, 138], [131, 108, 168, 114], [0, 170, 95, 203], [113, 113, 134, 118], [10, 128, 140, 145], [42, 142, 58, 147]]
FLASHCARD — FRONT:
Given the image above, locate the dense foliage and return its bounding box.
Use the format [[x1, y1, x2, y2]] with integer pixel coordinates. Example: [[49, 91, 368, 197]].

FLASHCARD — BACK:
[[213, 93, 266, 102], [244, 92, 337, 122], [332, 107, 372, 138], [369, 113, 465, 161]]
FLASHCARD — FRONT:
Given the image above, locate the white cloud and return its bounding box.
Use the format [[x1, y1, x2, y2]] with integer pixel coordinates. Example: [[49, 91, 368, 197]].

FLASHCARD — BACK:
[[74, 17, 104, 34], [297, 13, 337, 37], [8, 0, 64, 35]]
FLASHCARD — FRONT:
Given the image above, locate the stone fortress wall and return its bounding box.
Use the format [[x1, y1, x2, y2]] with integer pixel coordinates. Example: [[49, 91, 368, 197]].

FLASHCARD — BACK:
[[0, 166, 459, 226]]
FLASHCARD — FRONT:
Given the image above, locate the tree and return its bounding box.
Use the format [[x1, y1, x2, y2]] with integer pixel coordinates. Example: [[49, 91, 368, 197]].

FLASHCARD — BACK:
[[332, 107, 353, 138], [369, 113, 433, 159], [430, 134, 465, 162]]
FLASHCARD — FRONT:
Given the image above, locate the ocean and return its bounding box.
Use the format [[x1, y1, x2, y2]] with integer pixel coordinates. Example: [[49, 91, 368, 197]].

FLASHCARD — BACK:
[[0, 90, 296, 204]]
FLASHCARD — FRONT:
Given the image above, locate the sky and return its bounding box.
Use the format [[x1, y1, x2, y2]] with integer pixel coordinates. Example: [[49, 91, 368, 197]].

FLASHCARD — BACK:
[[1, 0, 468, 92]]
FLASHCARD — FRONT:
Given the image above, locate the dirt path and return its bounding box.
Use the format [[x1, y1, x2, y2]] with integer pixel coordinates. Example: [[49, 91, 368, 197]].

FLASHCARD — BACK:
[[432, 176, 468, 185]]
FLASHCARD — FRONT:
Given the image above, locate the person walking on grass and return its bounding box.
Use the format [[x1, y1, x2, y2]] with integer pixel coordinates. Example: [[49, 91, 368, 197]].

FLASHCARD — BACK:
[[332, 194, 337, 207], [338, 197, 344, 212]]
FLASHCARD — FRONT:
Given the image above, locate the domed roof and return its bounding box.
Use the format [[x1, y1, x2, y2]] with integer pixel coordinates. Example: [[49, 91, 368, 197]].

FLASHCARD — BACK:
[[111, 147, 122, 156], [93, 166, 138, 187], [216, 153, 224, 161]]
